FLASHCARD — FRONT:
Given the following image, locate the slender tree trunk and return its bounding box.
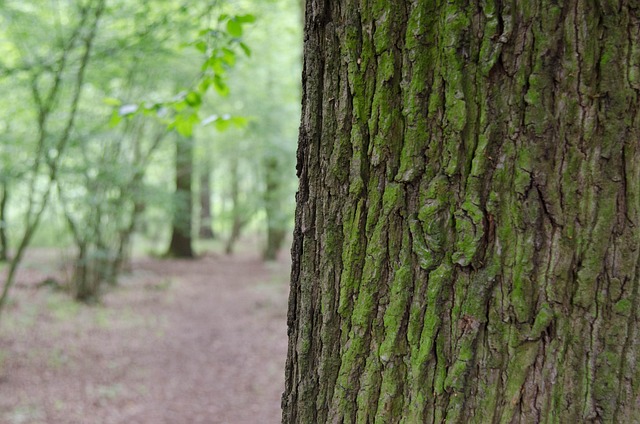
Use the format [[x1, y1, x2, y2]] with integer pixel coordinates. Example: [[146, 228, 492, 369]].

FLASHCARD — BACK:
[[114, 177, 146, 276], [0, 181, 8, 261], [263, 156, 286, 261], [0, 0, 106, 318], [283, 1, 640, 423], [224, 158, 244, 255], [167, 136, 195, 258], [199, 154, 215, 239]]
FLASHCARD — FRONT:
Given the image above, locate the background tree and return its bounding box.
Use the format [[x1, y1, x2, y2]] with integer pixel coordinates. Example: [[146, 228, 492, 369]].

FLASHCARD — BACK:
[[209, 0, 300, 258], [0, 0, 257, 306], [0, 0, 301, 314], [167, 135, 196, 258], [283, 1, 640, 422], [0, 0, 106, 312], [198, 140, 215, 239]]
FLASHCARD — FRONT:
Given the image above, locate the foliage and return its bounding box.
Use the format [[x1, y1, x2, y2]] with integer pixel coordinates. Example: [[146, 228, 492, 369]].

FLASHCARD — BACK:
[[0, 0, 301, 310]]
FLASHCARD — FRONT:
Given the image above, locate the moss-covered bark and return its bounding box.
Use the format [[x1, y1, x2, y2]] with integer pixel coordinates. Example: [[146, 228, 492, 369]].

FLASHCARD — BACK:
[[283, 1, 640, 422]]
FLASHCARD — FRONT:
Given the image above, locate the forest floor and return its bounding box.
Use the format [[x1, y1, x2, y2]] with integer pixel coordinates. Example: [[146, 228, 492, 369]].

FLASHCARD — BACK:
[[0, 245, 290, 424]]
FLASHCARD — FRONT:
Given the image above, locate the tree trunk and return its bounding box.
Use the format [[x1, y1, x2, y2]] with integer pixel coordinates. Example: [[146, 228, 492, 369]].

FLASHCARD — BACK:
[[224, 158, 246, 255], [199, 153, 215, 239], [283, 2, 640, 423], [263, 156, 287, 261], [167, 135, 194, 258], [0, 181, 8, 261]]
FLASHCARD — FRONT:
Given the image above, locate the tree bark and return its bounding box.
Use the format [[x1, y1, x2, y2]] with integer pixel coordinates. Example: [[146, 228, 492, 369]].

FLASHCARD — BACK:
[[167, 135, 195, 258], [283, 1, 640, 423]]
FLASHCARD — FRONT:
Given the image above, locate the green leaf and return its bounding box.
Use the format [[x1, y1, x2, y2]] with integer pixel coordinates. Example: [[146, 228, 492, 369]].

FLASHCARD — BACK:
[[227, 19, 242, 37], [185, 91, 202, 107], [206, 55, 226, 75], [173, 100, 187, 112], [239, 42, 251, 57], [194, 40, 207, 53], [230, 116, 249, 127], [176, 122, 193, 137], [103, 97, 121, 107], [198, 77, 211, 92], [215, 119, 231, 132], [173, 113, 199, 137], [108, 110, 122, 127], [221, 48, 236, 66], [213, 75, 230, 96], [236, 14, 256, 24]]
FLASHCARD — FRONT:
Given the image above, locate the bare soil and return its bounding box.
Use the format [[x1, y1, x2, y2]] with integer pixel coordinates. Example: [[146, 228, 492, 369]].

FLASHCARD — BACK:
[[0, 248, 290, 424]]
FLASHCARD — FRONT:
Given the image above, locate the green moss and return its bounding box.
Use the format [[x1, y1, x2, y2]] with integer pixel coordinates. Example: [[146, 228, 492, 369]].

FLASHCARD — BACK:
[[427, 82, 442, 115], [524, 73, 542, 105], [338, 199, 365, 317], [499, 341, 539, 423], [614, 298, 632, 317], [445, 98, 467, 132], [356, 355, 382, 424], [513, 151, 532, 197], [530, 303, 554, 339], [348, 127, 366, 196], [409, 218, 436, 270], [469, 134, 489, 180], [374, 359, 407, 423], [452, 213, 475, 266], [382, 183, 403, 215], [479, 3, 501, 75], [411, 262, 452, 370], [433, 332, 447, 396], [444, 359, 468, 392], [511, 233, 535, 322], [378, 264, 412, 360], [452, 200, 484, 266]]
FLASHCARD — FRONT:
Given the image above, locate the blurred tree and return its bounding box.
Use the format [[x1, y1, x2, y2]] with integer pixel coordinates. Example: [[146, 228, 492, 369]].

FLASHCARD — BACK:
[[198, 145, 215, 239], [54, 0, 203, 299], [0, 0, 299, 309], [0, 0, 106, 312], [0, 181, 8, 262], [167, 135, 195, 258], [209, 0, 300, 258], [0, 0, 254, 302], [223, 154, 255, 255]]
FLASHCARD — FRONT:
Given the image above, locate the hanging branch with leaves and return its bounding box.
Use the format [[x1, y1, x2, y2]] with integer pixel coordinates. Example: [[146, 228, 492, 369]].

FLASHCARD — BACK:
[[108, 13, 255, 136]]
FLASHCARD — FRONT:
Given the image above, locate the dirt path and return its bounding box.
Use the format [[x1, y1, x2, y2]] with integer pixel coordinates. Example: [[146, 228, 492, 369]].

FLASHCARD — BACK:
[[0, 251, 290, 424]]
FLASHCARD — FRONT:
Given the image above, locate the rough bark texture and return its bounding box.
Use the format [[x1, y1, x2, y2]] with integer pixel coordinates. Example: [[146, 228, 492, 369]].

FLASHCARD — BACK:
[[283, 1, 640, 423], [167, 136, 194, 258]]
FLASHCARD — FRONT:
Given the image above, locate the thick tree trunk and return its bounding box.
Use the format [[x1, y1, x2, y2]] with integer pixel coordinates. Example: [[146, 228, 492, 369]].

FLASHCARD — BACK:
[[167, 136, 195, 258], [283, 1, 640, 423]]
